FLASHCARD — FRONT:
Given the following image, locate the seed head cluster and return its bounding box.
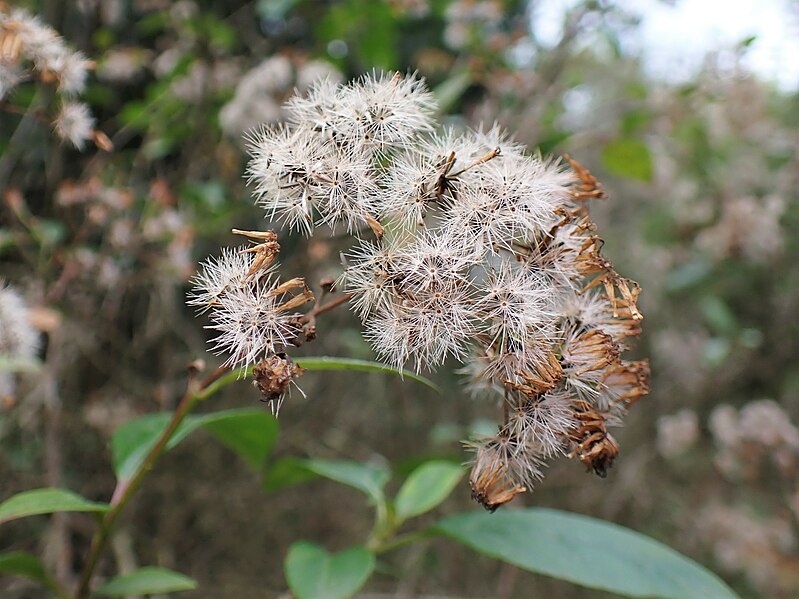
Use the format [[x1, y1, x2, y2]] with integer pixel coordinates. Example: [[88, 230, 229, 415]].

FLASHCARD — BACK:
[[191, 72, 649, 508], [0, 7, 108, 150]]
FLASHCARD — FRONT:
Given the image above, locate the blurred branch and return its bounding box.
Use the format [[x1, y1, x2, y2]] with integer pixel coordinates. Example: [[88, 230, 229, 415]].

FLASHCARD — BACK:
[[73, 365, 230, 599]]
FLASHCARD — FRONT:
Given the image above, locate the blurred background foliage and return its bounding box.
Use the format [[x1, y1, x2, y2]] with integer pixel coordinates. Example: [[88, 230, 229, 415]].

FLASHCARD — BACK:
[[1, 0, 798, 597]]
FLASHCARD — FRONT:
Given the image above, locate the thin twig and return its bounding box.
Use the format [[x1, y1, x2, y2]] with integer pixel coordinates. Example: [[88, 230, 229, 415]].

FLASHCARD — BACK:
[[300, 292, 351, 323]]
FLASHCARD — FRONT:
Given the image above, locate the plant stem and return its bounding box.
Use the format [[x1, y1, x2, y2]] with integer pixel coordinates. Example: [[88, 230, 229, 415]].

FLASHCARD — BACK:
[[301, 293, 351, 322], [73, 367, 228, 599], [372, 529, 433, 555]]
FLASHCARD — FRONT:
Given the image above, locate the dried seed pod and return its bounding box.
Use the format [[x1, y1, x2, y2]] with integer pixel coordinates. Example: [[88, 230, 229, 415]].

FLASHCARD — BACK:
[[568, 400, 620, 477], [469, 441, 528, 512], [252, 353, 306, 415]]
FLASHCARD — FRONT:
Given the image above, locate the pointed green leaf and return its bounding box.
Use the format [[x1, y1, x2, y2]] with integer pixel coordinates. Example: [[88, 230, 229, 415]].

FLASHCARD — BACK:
[[264, 457, 319, 492], [601, 138, 653, 182], [194, 409, 278, 472], [434, 508, 738, 599], [285, 542, 374, 599], [303, 459, 390, 504], [112, 409, 277, 481], [0, 488, 109, 524], [295, 357, 440, 392], [395, 461, 464, 522], [0, 551, 55, 589], [97, 567, 197, 596], [112, 413, 172, 482], [0, 551, 47, 580]]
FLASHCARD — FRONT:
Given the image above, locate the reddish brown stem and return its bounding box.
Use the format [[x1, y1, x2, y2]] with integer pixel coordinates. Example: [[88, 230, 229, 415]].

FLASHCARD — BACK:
[[300, 292, 352, 323]]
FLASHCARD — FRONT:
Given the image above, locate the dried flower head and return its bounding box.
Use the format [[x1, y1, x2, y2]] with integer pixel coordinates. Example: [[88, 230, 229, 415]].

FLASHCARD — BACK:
[[190, 239, 313, 370], [252, 353, 306, 416], [192, 72, 648, 509]]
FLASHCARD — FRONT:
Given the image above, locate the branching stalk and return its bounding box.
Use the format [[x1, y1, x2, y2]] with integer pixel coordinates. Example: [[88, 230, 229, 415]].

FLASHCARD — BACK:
[[73, 366, 228, 599]]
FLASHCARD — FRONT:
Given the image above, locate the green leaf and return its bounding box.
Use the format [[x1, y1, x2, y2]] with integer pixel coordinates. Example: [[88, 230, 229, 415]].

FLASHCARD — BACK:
[[285, 542, 374, 599], [97, 567, 197, 596], [699, 295, 738, 336], [395, 461, 464, 522], [0, 488, 109, 524], [112, 409, 277, 482], [112, 413, 172, 482], [601, 138, 653, 182], [197, 410, 278, 472], [212, 357, 439, 398], [295, 357, 440, 392], [264, 457, 320, 492], [303, 459, 390, 504], [0, 551, 54, 588], [434, 508, 738, 599], [0, 551, 47, 580]]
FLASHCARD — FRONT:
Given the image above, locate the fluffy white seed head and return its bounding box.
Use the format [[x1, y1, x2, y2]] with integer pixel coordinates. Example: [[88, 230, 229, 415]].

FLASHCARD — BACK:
[[377, 151, 441, 228], [188, 246, 260, 313], [205, 277, 302, 369], [334, 71, 436, 152], [364, 283, 476, 372], [342, 240, 403, 319], [246, 125, 322, 234], [0, 62, 22, 100], [506, 392, 576, 459], [312, 149, 380, 232], [468, 433, 545, 490], [53, 101, 94, 149], [285, 76, 348, 135], [199, 72, 647, 501], [476, 259, 555, 357]]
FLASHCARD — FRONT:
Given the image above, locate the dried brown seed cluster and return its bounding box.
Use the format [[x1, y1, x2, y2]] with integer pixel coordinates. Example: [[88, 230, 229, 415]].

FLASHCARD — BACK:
[[252, 354, 306, 415], [467, 157, 649, 511]]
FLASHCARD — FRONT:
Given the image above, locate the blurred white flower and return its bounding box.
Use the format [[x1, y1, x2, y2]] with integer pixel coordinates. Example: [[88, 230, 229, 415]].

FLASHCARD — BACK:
[[656, 409, 699, 459], [0, 283, 39, 398], [53, 101, 94, 149]]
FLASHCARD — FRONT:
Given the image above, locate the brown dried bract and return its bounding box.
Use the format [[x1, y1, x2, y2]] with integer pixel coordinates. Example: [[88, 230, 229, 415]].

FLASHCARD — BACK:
[[469, 450, 527, 512], [564, 154, 607, 201], [568, 400, 620, 477], [0, 23, 23, 62], [603, 359, 651, 407], [232, 229, 280, 278], [566, 328, 620, 376], [507, 351, 564, 397], [365, 214, 385, 241], [582, 271, 643, 322]]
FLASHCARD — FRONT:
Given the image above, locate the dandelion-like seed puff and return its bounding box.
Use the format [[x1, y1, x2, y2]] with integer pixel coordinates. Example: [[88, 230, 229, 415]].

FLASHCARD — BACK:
[[190, 72, 649, 509]]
